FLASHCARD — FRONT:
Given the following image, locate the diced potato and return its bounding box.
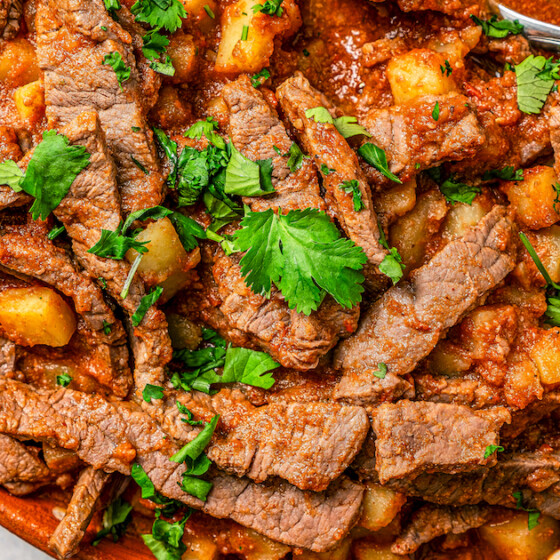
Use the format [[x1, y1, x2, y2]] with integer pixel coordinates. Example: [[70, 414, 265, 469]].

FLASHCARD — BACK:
[[374, 179, 416, 224], [442, 198, 490, 240], [501, 166, 560, 230], [353, 539, 410, 560], [530, 328, 560, 385], [528, 226, 560, 284], [151, 86, 192, 129], [386, 49, 456, 105], [504, 356, 543, 410], [479, 512, 560, 560], [358, 483, 406, 532], [428, 340, 472, 375], [167, 313, 203, 350], [14, 80, 45, 126], [215, 0, 300, 73], [299, 538, 351, 560], [182, 530, 219, 559], [222, 527, 291, 560], [125, 217, 200, 301], [389, 188, 448, 272], [0, 37, 40, 88], [167, 32, 198, 84], [0, 287, 76, 347]]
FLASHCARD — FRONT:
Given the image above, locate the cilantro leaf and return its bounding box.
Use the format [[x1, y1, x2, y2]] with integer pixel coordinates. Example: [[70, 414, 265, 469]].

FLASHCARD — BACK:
[[131, 463, 157, 499], [131, 0, 186, 33], [179, 476, 213, 501], [332, 116, 372, 139], [89, 226, 149, 259], [93, 498, 132, 546], [252, 0, 283, 16], [185, 117, 225, 150], [339, 180, 364, 212], [251, 68, 271, 88], [470, 14, 524, 38], [513, 490, 541, 530], [142, 524, 186, 560], [482, 166, 524, 182], [132, 286, 164, 326], [379, 248, 404, 284], [154, 128, 179, 186], [143, 384, 164, 403], [285, 142, 305, 172], [358, 143, 402, 184], [373, 363, 387, 379], [224, 145, 275, 197], [204, 4, 215, 18], [142, 29, 175, 76], [440, 60, 452, 77], [305, 106, 333, 124], [440, 177, 480, 205], [171, 415, 219, 463], [104, 0, 121, 12], [102, 52, 131, 90], [177, 402, 204, 426], [13, 130, 90, 220], [320, 164, 335, 175], [515, 55, 560, 115], [483, 444, 504, 459], [48, 225, 65, 240], [0, 160, 24, 191], [56, 373, 72, 387], [432, 101, 440, 121], [234, 208, 367, 314], [168, 212, 206, 252]]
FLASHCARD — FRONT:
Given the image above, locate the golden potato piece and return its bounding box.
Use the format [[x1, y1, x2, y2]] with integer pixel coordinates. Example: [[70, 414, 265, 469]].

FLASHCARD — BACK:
[[358, 483, 407, 532], [299, 538, 351, 560], [14, 79, 45, 126], [0, 287, 76, 347], [0, 37, 40, 88], [530, 328, 560, 385], [353, 539, 409, 560]]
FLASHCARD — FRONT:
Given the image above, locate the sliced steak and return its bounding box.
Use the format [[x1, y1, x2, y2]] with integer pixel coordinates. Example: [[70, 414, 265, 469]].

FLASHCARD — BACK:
[[277, 72, 387, 277], [0, 0, 22, 38], [36, 0, 164, 215], [361, 94, 485, 184], [548, 100, 560, 181], [0, 378, 363, 551], [388, 0, 482, 15], [0, 337, 15, 376], [0, 434, 52, 485], [183, 243, 359, 370], [392, 504, 495, 555], [222, 75, 326, 213], [372, 400, 510, 484], [48, 467, 111, 559], [334, 206, 516, 404]]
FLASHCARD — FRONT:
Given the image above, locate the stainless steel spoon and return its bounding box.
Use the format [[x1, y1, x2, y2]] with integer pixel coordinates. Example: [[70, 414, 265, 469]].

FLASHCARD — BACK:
[[491, 2, 560, 51]]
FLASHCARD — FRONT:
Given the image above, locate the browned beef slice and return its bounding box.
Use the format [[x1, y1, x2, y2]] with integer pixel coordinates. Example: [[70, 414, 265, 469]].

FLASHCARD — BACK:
[[36, 0, 164, 215], [334, 206, 516, 404], [277, 72, 387, 275], [49, 467, 111, 559], [0, 0, 22, 38], [373, 401, 510, 484], [0, 378, 363, 551], [222, 75, 326, 213], [362, 94, 485, 184], [184, 243, 359, 370], [392, 504, 495, 555], [0, 337, 15, 375], [548, 101, 560, 181], [392, 0, 482, 15], [0, 434, 52, 485]]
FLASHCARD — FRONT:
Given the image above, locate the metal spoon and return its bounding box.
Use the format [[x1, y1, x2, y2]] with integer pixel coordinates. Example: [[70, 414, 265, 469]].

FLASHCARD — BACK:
[[491, 2, 560, 51]]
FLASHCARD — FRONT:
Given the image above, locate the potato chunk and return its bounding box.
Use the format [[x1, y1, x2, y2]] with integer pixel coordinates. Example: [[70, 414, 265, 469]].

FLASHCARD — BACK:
[[358, 483, 406, 532], [14, 80, 45, 126], [530, 328, 560, 385], [387, 49, 456, 105], [353, 539, 409, 560], [0, 37, 40, 88], [479, 512, 560, 560], [299, 538, 351, 560], [0, 287, 76, 347], [501, 166, 560, 230], [126, 217, 200, 301]]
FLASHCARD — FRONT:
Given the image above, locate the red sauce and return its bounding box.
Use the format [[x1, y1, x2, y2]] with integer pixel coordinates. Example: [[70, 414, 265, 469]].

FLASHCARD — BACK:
[[503, 0, 560, 26]]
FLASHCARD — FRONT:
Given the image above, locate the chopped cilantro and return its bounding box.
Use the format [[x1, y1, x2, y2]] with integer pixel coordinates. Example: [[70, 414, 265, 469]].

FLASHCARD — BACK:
[[358, 143, 402, 184], [56, 373, 72, 387], [339, 180, 364, 212], [252, 0, 283, 16], [302, 48, 310, 57], [93, 498, 132, 546], [378, 222, 404, 284], [171, 415, 219, 464], [185, 117, 225, 150], [320, 164, 335, 175], [47, 225, 65, 240], [470, 14, 524, 38], [142, 515, 189, 560], [554, 182, 560, 213], [203, 4, 215, 18], [102, 320, 112, 335], [100, 25, 108, 31], [305, 106, 333, 124], [482, 166, 524, 182], [440, 60, 452, 77], [515, 55, 560, 115], [432, 101, 440, 121], [88, 224, 149, 260], [132, 286, 164, 326], [224, 145, 274, 197], [131, 155, 149, 174], [102, 52, 131, 90], [154, 127, 179, 186], [283, 142, 305, 172], [251, 68, 271, 88], [142, 29, 175, 76], [439, 177, 480, 205], [131, 0, 186, 33], [234, 208, 367, 314], [142, 384, 165, 403], [373, 363, 387, 379], [99, 277, 107, 289], [177, 402, 204, 426], [484, 444, 504, 459], [513, 490, 540, 530], [0, 159, 23, 191], [103, 0, 121, 14], [132, 126, 141, 132], [333, 116, 372, 139], [241, 25, 249, 41]]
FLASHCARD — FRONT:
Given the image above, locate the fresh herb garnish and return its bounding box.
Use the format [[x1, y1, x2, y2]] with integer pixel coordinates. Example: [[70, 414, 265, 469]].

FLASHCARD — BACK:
[[373, 363, 387, 379], [482, 166, 524, 182], [56, 373, 72, 387], [554, 182, 560, 213], [48, 225, 65, 240], [224, 145, 274, 197], [440, 60, 452, 76], [305, 107, 371, 138], [171, 415, 219, 464], [0, 131, 90, 220], [177, 402, 204, 426], [339, 180, 364, 212], [142, 29, 175, 76], [484, 444, 504, 459], [241, 25, 249, 41], [515, 55, 560, 115], [143, 384, 165, 403], [102, 52, 131, 90], [93, 498, 132, 546], [131, 155, 149, 174], [432, 101, 440, 121], [378, 224, 404, 285], [103, 0, 121, 13], [103, 320, 112, 335], [251, 68, 271, 88], [142, 516, 188, 560], [185, 117, 225, 150], [513, 491, 540, 530], [203, 4, 215, 18], [284, 142, 305, 172], [252, 0, 283, 16], [358, 143, 402, 184], [320, 164, 335, 175], [234, 208, 366, 314], [131, 0, 186, 33], [132, 286, 163, 326], [470, 14, 524, 38], [440, 177, 480, 205]]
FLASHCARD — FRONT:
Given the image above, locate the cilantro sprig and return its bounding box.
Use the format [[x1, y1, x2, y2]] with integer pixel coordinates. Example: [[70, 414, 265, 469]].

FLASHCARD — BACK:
[[515, 55, 560, 115], [305, 107, 372, 139], [484, 444, 504, 459], [378, 224, 404, 285], [358, 143, 402, 183], [339, 180, 364, 212], [482, 166, 524, 182], [513, 491, 540, 530], [234, 208, 367, 314], [142, 29, 175, 76], [251, 68, 271, 88], [439, 177, 481, 205], [131, 0, 186, 33], [93, 498, 133, 546], [470, 14, 524, 39], [103, 52, 131, 90], [252, 0, 284, 16]]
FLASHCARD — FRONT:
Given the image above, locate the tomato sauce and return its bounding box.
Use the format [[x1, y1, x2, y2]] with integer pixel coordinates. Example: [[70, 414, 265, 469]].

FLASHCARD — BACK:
[[503, 0, 560, 26]]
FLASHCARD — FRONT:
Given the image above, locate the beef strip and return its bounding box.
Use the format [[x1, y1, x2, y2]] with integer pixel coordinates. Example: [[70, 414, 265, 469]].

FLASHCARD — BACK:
[[0, 434, 52, 485], [48, 467, 111, 559], [36, 0, 164, 215], [372, 400, 510, 484], [222, 75, 327, 213], [0, 378, 363, 551], [387, 0, 483, 15], [0, 0, 22, 38], [392, 504, 495, 555], [277, 72, 388, 279], [334, 206, 517, 404], [0, 337, 15, 376], [548, 100, 560, 181], [361, 94, 485, 184], [183, 243, 359, 370]]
